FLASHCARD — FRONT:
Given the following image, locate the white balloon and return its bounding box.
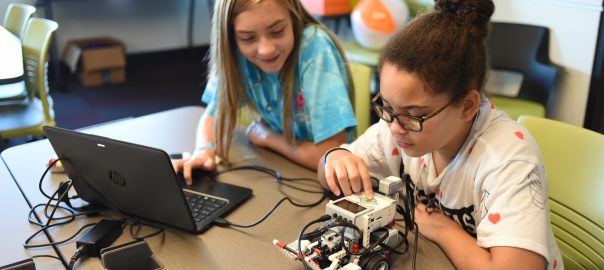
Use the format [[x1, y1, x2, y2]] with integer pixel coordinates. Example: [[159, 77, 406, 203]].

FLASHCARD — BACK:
[[351, 0, 410, 50]]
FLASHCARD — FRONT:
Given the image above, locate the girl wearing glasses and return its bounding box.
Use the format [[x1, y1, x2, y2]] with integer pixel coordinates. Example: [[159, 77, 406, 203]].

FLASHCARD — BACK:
[[173, 0, 357, 184], [318, 0, 562, 269]]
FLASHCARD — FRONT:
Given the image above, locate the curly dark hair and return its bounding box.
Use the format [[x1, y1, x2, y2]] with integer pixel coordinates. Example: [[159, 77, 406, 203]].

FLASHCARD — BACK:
[[378, 0, 495, 102]]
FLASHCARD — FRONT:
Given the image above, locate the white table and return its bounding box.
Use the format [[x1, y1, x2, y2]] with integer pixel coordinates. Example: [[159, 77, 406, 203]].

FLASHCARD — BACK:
[[0, 26, 27, 99], [0, 151, 65, 269], [1, 106, 454, 269]]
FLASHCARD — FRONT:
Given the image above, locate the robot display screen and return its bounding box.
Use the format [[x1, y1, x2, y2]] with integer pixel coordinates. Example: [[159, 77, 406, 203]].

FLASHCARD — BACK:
[[334, 199, 367, 214]]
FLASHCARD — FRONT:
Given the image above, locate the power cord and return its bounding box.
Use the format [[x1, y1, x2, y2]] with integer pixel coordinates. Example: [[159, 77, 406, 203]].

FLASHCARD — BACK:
[[30, 255, 62, 261], [68, 245, 86, 270], [24, 179, 101, 249], [125, 218, 165, 240], [27, 158, 165, 270], [67, 219, 123, 269], [214, 195, 325, 228]]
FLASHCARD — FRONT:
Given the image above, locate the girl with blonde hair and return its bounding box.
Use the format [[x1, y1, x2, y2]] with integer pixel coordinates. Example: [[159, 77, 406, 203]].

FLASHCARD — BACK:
[[174, 0, 357, 184]]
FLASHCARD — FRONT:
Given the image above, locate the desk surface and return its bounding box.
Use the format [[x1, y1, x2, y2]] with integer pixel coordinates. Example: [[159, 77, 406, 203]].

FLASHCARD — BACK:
[[1, 106, 453, 269], [0, 155, 63, 269]]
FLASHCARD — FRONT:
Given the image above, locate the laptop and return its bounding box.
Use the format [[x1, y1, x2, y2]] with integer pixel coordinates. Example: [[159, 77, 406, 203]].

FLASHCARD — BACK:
[[43, 126, 253, 233]]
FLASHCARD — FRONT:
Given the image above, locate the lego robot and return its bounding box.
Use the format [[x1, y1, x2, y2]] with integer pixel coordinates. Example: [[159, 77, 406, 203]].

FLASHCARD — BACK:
[[273, 176, 408, 270]]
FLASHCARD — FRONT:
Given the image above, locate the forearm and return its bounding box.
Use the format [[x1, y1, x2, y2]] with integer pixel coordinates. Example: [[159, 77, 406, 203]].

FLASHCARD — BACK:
[[195, 112, 215, 149], [434, 226, 546, 270], [265, 131, 347, 170], [434, 225, 493, 270]]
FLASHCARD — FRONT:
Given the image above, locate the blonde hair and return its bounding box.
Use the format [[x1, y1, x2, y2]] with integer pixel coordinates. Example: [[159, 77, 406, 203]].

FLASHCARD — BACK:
[[209, 0, 354, 163]]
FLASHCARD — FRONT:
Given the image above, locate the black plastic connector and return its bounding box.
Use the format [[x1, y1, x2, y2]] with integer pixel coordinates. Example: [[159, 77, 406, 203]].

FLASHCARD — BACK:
[[76, 219, 123, 258]]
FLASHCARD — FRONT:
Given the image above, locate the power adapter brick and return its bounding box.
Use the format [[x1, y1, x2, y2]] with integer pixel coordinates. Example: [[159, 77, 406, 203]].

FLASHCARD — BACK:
[[77, 219, 123, 257]]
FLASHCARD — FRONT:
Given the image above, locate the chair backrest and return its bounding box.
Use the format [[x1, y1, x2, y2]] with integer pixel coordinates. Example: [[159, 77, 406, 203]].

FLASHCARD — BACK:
[[2, 3, 35, 38], [518, 115, 604, 270], [349, 63, 371, 138], [487, 22, 559, 108], [22, 18, 58, 123]]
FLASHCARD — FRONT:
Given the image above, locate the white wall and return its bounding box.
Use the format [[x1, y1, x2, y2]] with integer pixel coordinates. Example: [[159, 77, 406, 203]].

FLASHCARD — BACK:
[[492, 0, 602, 126], [0, 0, 213, 54]]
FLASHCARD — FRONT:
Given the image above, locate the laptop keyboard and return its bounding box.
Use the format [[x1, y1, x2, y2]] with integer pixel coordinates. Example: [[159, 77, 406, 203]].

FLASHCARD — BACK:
[[184, 191, 229, 223]]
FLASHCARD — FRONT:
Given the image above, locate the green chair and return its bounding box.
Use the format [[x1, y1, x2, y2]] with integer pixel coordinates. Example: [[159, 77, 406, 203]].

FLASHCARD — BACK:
[[518, 115, 604, 270], [2, 3, 35, 38], [342, 40, 380, 68], [490, 95, 545, 120], [349, 62, 371, 137], [0, 18, 58, 140], [487, 22, 560, 120], [342, 40, 380, 98]]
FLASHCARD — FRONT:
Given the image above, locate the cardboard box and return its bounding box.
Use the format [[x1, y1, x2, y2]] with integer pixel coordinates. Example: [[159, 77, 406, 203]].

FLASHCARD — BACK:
[[301, 0, 351, 16], [62, 37, 126, 87]]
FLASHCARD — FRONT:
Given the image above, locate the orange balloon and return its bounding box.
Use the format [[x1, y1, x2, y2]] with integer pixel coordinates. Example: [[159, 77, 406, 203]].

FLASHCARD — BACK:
[[358, 0, 396, 34]]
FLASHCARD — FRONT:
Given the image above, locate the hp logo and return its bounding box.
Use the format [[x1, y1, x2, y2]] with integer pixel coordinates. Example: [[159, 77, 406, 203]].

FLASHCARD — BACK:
[[108, 170, 127, 186]]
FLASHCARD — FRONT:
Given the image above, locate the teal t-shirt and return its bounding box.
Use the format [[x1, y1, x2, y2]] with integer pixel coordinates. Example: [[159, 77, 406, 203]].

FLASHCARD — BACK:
[[202, 25, 356, 143]]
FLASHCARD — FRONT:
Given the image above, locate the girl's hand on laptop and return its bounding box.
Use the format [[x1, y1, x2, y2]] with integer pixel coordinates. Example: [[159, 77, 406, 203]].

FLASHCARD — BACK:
[[171, 148, 216, 185]]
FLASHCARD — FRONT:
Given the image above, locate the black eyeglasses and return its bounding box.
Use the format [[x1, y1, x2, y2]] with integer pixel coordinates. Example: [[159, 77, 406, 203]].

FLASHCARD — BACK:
[[371, 92, 456, 132]]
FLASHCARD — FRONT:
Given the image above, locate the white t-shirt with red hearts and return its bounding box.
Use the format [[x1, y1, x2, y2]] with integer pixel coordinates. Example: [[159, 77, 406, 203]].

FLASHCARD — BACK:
[[344, 95, 563, 269]]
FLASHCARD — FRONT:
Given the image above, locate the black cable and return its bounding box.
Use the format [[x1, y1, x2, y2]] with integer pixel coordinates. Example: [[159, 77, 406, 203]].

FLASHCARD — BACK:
[[30, 254, 63, 262], [24, 177, 103, 248], [215, 193, 326, 228], [24, 156, 164, 270], [298, 214, 332, 269], [38, 159, 77, 201], [126, 218, 165, 240], [24, 222, 97, 249], [218, 165, 324, 193], [25, 181, 95, 248], [412, 222, 419, 270], [27, 203, 101, 227], [213, 165, 326, 228], [67, 245, 86, 270]]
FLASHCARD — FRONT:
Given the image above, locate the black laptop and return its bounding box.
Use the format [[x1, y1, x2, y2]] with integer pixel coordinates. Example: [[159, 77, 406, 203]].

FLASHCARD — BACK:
[[44, 126, 253, 233]]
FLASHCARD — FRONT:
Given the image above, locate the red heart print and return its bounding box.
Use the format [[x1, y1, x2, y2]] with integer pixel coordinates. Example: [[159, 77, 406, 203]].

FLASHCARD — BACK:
[[488, 213, 501, 224], [392, 148, 399, 156], [438, 190, 442, 198], [553, 259, 557, 268], [515, 131, 524, 140], [491, 102, 496, 110]]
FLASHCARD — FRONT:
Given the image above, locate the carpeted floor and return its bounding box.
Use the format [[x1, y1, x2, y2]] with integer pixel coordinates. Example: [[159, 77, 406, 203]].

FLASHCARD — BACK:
[[3, 46, 209, 149]]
